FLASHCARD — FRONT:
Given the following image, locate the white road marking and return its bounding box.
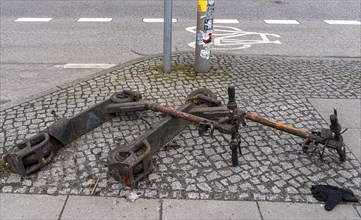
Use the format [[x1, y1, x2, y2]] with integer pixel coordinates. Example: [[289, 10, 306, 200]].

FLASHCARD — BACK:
[[77, 18, 112, 22], [142, 18, 177, 23], [186, 25, 281, 50], [15, 18, 53, 22], [214, 19, 239, 24], [54, 64, 117, 69], [323, 20, 361, 25], [264, 20, 300, 24]]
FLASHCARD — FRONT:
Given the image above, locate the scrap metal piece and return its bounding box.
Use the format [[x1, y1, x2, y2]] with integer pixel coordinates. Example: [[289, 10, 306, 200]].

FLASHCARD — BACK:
[[108, 102, 195, 185], [111, 90, 142, 103], [4, 86, 348, 182], [303, 110, 346, 162], [47, 98, 113, 146], [106, 100, 149, 114], [190, 106, 231, 118], [108, 88, 244, 185], [244, 113, 311, 139], [187, 88, 221, 107], [4, 133, 54, 175], [108, 87, 349, 186], [226, 86, 242, 166], [146, 102, 237, 134], [4, 90, 145, 176], [108, 140, 153, 185], [107, 90, 148, 113]]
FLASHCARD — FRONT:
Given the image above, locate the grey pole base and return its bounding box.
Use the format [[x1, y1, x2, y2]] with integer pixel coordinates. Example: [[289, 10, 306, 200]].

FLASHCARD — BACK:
[[194, 47, 211, 73]]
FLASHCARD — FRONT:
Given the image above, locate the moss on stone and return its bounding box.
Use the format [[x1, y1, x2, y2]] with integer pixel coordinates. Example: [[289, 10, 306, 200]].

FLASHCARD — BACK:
[[0, 158, 5, 172]]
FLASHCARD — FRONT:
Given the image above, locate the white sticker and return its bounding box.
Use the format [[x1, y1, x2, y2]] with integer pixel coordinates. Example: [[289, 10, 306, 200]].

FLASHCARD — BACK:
[[200, 48, 211, 59]]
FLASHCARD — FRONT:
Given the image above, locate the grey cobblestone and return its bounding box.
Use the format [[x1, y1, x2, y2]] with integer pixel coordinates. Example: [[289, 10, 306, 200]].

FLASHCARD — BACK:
[[0, 53, 360, 204]]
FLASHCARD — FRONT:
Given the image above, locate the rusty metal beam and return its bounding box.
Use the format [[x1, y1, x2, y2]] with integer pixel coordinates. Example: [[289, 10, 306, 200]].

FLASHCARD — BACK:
[[146, 102, 236, 134], [244, 113, 310, 139]]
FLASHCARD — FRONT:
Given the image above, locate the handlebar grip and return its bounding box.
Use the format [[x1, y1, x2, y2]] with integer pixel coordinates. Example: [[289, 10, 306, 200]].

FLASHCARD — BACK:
[[227, 86, 237, 111], [228, 86, 235, 103], [330, 114, 338, 127]]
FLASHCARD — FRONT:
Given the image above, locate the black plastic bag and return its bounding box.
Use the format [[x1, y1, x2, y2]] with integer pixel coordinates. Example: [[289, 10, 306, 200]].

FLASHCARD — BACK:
[[311, 185, 359, 211]]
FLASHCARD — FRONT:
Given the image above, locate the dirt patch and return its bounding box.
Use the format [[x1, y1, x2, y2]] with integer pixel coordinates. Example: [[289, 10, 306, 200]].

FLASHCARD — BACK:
[[0, 157, 11, 188]]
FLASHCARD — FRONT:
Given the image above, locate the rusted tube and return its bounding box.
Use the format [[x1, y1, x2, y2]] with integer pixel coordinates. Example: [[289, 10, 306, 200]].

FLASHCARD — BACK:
[[189, 94, 222, 106], [244, 113, 310, 139], [146, 102, 235, 134], [147, 102, 207, 124]]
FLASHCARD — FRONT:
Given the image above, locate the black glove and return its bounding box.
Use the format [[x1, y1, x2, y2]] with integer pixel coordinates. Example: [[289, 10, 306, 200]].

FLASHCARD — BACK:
[[311, 185, 359, 211]]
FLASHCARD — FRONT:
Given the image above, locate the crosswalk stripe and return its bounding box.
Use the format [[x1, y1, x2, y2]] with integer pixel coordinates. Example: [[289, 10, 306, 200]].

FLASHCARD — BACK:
[[264, 20, 300, 24], [323, 20, 361, 25], [15, 18, 53, 22], [54, 64, 117, 69], [77, 18, 113, 22]]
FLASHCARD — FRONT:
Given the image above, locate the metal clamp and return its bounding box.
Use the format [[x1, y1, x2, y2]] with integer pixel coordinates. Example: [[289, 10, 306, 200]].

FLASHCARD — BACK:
[[108, 140, 153, 185], [4, 133, 54, 176], [302, 109, 347, 162], [111, 90, 142, 103]]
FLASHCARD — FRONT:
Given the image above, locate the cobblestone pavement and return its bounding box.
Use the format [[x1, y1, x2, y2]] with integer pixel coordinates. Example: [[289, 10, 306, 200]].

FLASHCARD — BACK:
[[0, 53, 360, 203]]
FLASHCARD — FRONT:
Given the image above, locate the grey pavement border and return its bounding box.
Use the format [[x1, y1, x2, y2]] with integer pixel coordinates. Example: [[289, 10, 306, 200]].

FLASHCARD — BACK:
[[61, 196, 160, 220], [0, 193, 360, 220], [258, 201, 361, 220], [162, 199, 262, 219], [307, 99, 361, 129], [0, 193, 67, 219]]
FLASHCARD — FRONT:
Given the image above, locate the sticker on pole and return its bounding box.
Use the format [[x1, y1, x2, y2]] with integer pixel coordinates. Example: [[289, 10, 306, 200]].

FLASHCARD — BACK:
[[204, 19, 213, 30], [200, 47, 211, 59], [202, 32, 213, 46], [196, 31, 204, 45], [198, 0, 207, 12]]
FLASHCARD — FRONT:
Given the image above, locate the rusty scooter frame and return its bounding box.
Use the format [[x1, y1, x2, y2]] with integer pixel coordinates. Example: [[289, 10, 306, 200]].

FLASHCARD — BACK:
[[4, 87, 347, 186]]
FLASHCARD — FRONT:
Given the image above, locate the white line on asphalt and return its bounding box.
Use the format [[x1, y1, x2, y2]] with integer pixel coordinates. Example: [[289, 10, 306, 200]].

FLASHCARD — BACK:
[[15, 18, 53, 22], [142, 18, 177, 23], [77, 18, 113, 22], [323, 20, 361, 25], [264, 20, 300, 24], [213, 19, 240, 24], [54, 64, 117, 69]]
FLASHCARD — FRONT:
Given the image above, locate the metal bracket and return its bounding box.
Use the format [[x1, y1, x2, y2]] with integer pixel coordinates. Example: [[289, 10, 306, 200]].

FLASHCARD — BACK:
[[4, 133, 54, 175]]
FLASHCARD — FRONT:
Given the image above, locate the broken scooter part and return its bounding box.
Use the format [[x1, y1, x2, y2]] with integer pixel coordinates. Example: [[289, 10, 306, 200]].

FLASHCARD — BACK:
[[107, 87, 347, 185], [4, 88, 347, 187], [3, 90, 142, 176]]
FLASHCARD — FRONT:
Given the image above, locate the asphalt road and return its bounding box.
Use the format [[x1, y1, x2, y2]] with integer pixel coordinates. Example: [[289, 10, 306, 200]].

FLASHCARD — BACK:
[[0, 0, 360, 108]]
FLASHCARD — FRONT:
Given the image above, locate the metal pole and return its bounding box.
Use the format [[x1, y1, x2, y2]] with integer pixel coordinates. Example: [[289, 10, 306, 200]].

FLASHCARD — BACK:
[[195, 0, 215, 73], [163, 0, 173, 73]]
